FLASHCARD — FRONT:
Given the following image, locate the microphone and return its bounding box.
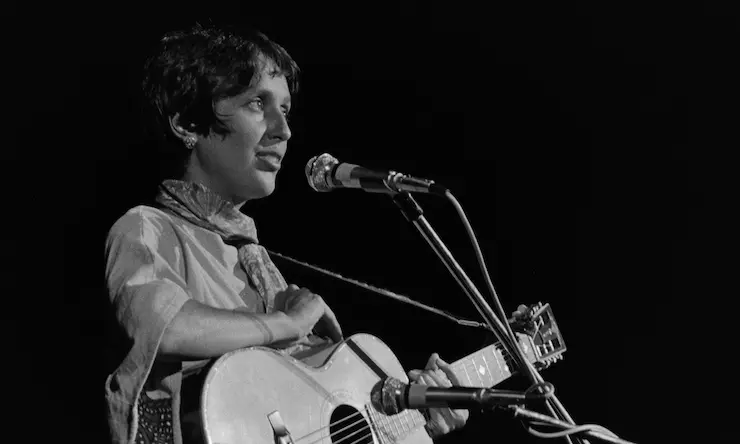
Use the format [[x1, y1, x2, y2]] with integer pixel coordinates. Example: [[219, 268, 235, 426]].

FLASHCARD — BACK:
[[305, 153, 447, 195], [371, 377, 544, 415]]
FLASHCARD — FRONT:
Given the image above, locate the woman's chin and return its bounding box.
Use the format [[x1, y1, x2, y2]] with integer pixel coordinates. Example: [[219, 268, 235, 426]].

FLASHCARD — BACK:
[[238, 176, 276, 202]]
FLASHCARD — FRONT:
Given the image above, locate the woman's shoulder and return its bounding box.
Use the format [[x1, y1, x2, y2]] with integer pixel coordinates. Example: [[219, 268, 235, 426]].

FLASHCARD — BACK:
[[107, 205, 179, 242]]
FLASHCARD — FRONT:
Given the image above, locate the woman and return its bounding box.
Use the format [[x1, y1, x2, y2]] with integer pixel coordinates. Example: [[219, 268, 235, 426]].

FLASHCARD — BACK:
[[104, 22, 467, 444]]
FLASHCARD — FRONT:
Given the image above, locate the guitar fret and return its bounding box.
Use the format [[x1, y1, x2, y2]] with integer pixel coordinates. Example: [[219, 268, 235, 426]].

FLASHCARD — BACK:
[[452, 363, 468, 386], [504, 349, 513, 373], [440, 304, 565, 394], [385, 416, 397, 436], [402, 410, 411, 434], [370, 407, 381, 442], [405, 410, 421, 431], [492, 345, 506, 376], [501, 346, 515, 371], [391, 414, 401, 437], [368, 402, 418, 443], [461, 361, 472, 386], [499, 347, 508, 366], [365, 405, 381, 443], [505, 354, 514, 369], [470, 356, 484, 386], [481, 352, 494, 386]]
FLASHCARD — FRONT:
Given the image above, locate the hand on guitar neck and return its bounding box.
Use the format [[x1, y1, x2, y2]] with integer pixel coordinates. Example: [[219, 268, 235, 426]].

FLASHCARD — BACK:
[[402, 304, 540, 439], [407, 353, 470, 438]]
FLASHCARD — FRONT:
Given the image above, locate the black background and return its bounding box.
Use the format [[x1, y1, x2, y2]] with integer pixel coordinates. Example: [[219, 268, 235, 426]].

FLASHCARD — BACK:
[[16, 2, 732, 443]]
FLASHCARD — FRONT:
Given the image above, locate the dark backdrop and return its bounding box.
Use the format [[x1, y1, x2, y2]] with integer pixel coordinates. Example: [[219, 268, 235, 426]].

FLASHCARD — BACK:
[[17, 2, 731, 443]]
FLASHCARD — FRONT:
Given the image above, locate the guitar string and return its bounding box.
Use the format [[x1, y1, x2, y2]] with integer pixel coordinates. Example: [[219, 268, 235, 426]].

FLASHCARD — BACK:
[[291, 358, 493, 444], [329, 425, 375, 444], [293, 410, 401, 444], [291, 342, 523, 444], [294, 336, 553, 441], [294, 408, 423, 444], [297, 419, 380, 444], [290, 409, 366, 442], [294, 413, 367, 444], [333, 412, 427, 444], [300, 420, 386, 444]]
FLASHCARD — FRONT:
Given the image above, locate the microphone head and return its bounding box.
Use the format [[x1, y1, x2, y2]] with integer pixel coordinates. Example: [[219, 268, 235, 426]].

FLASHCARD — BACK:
[[305, 152, 340, 192], [370, 377, 406, 415]]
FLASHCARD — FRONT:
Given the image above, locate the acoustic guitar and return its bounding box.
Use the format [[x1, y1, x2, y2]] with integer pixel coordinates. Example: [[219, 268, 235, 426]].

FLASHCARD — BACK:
[[197, 303, 566, 444]]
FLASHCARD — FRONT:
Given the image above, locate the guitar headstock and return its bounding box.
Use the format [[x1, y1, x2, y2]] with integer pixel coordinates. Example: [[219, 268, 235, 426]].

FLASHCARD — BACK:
[[511, 302, 566, 369]]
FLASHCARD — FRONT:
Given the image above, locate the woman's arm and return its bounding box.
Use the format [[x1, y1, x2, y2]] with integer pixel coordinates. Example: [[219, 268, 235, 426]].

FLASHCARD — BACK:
[[158, 299, 300, 359], [158, 285, 342, 360]]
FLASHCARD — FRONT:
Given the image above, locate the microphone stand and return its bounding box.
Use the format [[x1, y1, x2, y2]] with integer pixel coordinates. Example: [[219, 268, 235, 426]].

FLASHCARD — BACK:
[[391, 192, 586, 444]]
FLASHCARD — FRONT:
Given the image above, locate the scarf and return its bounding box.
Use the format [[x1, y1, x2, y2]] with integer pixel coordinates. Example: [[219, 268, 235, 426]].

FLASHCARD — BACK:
[[154, 179, 287, 313]]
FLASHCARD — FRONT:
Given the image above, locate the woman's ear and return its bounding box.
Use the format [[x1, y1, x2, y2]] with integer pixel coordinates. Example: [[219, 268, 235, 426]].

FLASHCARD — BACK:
[[168, 113, 198, 149], [168, 113, 196, 141]]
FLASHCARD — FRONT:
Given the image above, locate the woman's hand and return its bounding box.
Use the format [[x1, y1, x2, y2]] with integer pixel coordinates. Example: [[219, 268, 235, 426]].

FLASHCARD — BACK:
[[275, 284, 343, 343], [407, 353, 469, 438]]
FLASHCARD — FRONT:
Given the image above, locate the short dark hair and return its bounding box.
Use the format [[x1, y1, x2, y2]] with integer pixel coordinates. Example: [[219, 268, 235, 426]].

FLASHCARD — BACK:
[[141, 22, 300, 172]]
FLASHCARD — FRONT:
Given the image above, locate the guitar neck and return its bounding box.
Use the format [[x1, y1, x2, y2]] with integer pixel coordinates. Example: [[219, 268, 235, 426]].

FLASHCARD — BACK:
[[382, 304, 564, 442], [447, 335, 534, 388], [389, 335, 536, 437]]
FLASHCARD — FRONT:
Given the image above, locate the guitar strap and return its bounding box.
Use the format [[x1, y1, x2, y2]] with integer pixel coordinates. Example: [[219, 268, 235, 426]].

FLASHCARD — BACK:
[[345, 338, 389, 380], [346, 337, 435, 432]]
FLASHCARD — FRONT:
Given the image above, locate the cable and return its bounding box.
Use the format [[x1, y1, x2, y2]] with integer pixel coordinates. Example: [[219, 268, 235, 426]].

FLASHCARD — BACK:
[[530, 423, 619, 439], [527, 424, 628, 442], [510, 406, 635, 444], [443, 190, 519, 345], [444, 189, 583, 443]]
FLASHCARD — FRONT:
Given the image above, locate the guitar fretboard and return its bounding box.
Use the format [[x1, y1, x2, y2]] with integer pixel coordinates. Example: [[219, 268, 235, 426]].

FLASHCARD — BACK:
[[368, 335, 533, 442], [448, 338, 526, 387]]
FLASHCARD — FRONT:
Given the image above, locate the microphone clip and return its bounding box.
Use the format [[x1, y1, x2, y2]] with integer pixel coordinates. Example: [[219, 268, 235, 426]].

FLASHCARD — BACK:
[[385, 171, 443, 195]]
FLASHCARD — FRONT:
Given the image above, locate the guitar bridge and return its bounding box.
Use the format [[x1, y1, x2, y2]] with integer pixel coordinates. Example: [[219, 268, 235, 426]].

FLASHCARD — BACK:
[[267, 411, 294, 444]]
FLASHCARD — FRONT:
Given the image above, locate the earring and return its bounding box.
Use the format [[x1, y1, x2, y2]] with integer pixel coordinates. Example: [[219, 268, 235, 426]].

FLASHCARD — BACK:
[[184, 135, 197, 150]]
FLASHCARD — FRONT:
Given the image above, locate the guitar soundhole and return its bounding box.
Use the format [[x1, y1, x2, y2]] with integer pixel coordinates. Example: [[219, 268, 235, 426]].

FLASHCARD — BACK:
[[329, 405, 374, 444]]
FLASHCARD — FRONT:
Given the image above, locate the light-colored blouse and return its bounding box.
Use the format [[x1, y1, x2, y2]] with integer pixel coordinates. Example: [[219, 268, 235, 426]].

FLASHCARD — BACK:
[[104, 205, 265, 444]]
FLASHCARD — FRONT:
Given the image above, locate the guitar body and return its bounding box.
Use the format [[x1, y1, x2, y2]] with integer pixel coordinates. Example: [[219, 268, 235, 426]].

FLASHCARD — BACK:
[[201, 333, 432, 444], [198, 303, 566, 444]]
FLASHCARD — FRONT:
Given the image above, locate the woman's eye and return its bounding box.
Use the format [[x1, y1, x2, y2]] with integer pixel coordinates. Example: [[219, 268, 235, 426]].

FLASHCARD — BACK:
[[247, 98, 264, 111]]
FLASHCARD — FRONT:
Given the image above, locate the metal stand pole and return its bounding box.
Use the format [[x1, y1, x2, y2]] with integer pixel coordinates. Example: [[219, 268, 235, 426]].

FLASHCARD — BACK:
[[392, 192, 586, 444]]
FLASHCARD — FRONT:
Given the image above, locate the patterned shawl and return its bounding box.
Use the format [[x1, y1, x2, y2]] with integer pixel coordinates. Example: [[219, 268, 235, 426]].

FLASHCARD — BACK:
[[154, 179, 288, 313]]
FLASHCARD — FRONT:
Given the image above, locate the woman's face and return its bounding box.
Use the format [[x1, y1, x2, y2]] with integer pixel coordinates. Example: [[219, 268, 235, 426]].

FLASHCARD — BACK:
[[183, 60, 292, 205]]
